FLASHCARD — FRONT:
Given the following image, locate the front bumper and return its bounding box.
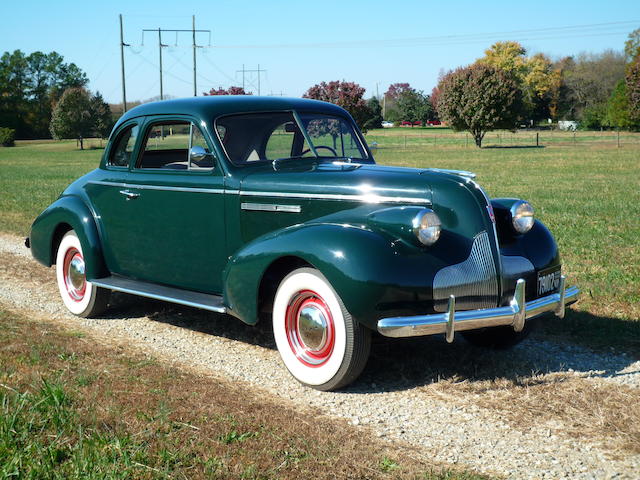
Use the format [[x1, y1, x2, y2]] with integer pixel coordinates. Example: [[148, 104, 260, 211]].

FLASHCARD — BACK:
[[377, 275, 579, 341]]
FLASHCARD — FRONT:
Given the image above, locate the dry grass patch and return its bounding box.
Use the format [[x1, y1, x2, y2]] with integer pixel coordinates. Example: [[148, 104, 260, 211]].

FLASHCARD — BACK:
[[423, 374, 640, 456], [0, 306, 490, 479]]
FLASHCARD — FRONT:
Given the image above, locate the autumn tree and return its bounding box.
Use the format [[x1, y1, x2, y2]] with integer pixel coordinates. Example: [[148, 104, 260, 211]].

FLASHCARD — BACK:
[[477, 41, 554, 122], [303, 80, 369, 129], [436, 63, 525, 147], [627, 55, 640, 123], [203, 86, 251, 95], [625, 28, 640, 60]]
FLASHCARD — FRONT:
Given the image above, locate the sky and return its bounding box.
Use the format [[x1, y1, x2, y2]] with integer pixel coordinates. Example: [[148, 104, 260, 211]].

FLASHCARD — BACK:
[[2, 0, 639, 105]]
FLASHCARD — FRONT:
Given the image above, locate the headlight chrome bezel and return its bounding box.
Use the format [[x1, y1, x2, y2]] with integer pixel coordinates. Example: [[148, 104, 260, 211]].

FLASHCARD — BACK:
[[412, 209, 442, 246], [510, 200, 535, 234]]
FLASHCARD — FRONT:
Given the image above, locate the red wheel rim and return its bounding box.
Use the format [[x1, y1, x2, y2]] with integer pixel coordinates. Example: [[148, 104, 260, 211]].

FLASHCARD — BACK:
[[62, 247, 86, 302], [285, 290, 335, 367]]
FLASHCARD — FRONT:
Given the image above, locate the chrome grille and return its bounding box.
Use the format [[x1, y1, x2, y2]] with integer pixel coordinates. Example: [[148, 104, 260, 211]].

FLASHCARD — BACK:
[[433, 231, 498, 311]]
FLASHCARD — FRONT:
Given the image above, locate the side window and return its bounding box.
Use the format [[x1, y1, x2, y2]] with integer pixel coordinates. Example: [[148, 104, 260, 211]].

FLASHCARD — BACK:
[[265, 122, 295, 160], [138, 121, 214, 170], [108, 124, 138, 167]]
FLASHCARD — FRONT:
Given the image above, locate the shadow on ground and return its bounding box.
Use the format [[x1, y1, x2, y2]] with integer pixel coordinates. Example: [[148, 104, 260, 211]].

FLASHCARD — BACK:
[[102, 292, 639, 394]]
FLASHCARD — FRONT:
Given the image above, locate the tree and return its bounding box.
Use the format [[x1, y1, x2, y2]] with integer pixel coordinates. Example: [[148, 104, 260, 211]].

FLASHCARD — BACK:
[[561, 50, 626, 127], [203, 86, 251, 95], [396, 89, 434, 125], [606, 80, 634, 129], [91, 92, 114, 138], [478, 41, 554, 122], [362, 97, 383, 130], [625, 28, 640, 60], [303, 80, 369, 130], [627, 55, 640, 123], [436, 63, 525, 147], [50, 87, 95, 149], [0, 50, 87, 139]]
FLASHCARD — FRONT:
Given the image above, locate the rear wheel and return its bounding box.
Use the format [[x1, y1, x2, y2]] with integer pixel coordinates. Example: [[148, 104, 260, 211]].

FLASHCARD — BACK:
[[55, 231, 109, 317], [272, 268, 371, 391]]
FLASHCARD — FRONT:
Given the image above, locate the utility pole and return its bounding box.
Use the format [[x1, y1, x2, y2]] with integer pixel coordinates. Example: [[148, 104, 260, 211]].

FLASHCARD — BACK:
[[158, 28, 165, 100], [236, 64, 266, 95], [143, 23, 211, 100], [192, 15, 197, 96], [119, 14, 128, 113]]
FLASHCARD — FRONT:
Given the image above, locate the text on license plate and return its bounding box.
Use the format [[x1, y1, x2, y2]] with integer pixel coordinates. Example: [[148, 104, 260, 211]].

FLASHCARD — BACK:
[[537, 268, 561, 296]]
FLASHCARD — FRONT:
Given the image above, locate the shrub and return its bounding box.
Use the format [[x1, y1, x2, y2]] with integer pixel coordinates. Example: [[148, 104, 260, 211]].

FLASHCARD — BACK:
[[0, 127, 15, 147]]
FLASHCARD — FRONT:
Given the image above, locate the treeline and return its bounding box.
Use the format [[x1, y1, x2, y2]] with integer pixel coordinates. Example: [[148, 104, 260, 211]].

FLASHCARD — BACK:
[[0, 50, 114, 145]]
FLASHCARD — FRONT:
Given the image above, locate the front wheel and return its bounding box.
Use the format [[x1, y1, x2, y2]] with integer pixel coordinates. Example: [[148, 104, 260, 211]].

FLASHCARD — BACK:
[[272, 268, 371, 391], [55, 231, 110, 317]]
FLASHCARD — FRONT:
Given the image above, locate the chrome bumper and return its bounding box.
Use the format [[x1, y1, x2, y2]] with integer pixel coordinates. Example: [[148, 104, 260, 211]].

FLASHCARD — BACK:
[[377, 275, 579, 341]]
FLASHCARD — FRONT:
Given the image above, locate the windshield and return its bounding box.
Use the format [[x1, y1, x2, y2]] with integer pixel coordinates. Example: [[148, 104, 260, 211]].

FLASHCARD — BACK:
[[215, 111, 369, 166]]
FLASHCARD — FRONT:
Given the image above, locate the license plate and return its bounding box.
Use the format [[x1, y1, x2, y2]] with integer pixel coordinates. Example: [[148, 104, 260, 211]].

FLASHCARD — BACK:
[[537, 267, 561, 296]]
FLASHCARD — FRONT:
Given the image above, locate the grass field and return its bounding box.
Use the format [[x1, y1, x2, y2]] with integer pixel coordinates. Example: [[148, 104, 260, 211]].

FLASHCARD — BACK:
[[0, 133, 639, 354]]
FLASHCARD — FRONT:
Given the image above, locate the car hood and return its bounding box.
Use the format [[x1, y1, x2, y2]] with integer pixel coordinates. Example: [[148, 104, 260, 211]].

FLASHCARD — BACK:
[[239, 162, 434, 205]]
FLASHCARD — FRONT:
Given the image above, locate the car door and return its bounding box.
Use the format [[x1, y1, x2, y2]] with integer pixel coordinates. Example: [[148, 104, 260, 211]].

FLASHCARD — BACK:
[[89, 115, 227, 294]]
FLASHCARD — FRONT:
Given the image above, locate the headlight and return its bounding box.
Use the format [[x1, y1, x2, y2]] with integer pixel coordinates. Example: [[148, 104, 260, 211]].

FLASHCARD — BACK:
[[412, 209, 441, 246], [510, 201, 535, 234]]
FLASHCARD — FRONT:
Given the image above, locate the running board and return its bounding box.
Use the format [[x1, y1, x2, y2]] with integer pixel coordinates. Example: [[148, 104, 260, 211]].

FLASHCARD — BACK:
[[91, 275, 226, 313]]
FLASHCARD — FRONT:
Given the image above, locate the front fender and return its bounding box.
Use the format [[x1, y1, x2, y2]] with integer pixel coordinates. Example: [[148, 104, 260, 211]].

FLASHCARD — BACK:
[[29, 195, 108, 280], [223, 222, 455, 329]]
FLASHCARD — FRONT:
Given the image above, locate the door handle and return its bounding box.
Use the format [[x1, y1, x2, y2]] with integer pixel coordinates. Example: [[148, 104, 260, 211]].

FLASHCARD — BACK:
[[119, 190, 140, 200]]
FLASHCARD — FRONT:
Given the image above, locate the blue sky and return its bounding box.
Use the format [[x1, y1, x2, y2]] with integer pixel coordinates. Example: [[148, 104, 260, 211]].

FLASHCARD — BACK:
[[2, 0, 639, 104]]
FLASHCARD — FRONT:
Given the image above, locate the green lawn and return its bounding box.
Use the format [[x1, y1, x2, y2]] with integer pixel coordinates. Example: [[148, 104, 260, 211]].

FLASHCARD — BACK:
[[1, 135, 638, 352]]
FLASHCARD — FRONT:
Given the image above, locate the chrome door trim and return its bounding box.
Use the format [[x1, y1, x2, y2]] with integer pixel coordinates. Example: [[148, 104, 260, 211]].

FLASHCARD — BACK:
[[241, 202, 301, 213], [88, 180, 225, 195]]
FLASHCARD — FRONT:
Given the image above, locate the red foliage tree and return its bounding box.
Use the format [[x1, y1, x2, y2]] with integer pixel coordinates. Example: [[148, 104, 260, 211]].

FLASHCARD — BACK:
[[384, 83, 412, 101], [303, 80, 369, 129], [203, 86, 251, 96], [626, 55, 640, 123], [437, 64, 525, 147]]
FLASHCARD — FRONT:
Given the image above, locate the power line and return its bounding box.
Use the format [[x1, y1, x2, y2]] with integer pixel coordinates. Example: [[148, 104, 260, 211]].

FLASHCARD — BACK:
[[211, 20, 638, 49]]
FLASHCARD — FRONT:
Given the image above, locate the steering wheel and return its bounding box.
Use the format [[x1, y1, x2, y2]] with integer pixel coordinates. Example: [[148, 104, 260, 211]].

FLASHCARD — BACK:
[[300, 145, 338, 156]]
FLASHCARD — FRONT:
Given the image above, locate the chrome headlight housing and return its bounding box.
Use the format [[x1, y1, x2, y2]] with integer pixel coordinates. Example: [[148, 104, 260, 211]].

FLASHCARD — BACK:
[[510, 201, 535, 234], [412, 209, 441, 246]]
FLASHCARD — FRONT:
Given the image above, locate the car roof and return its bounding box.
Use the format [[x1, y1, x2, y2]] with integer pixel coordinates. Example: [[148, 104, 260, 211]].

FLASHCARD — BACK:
[[117, 96, 349, 125]]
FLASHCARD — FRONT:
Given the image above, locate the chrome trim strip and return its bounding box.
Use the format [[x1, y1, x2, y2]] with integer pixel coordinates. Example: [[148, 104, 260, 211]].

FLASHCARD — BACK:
[[91, 278, 227, 314], [426, 168, 476, 179], [241, 202, 301, 213], [240, 190, 431, 205], [88, 180, 225, 195], [377, 276, 579, 339], [89, 181, 430, 205]]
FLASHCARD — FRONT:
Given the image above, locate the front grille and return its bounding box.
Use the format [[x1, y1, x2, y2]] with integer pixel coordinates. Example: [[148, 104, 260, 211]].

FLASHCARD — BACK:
[[433, 231, 499, 312]]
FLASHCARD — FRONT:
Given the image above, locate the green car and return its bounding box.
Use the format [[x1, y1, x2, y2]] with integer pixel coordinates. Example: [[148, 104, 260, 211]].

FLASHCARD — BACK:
[[28, 96, 579, 391]]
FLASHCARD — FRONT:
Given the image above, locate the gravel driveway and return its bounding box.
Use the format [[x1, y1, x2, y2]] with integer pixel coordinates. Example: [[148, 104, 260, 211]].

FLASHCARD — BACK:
[[1, 232, 639, 479]]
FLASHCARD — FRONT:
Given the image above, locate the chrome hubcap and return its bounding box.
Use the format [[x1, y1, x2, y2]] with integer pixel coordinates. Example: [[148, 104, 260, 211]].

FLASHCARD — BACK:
[[63, 248, 86, 301], [69, 256, 85, 290], [285, 290, 335, 367], [297, 305, 328, 351]]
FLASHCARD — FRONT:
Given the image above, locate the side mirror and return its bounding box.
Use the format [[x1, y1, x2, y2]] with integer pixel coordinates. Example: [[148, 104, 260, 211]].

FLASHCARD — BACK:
[[190, 146, 215, 168]]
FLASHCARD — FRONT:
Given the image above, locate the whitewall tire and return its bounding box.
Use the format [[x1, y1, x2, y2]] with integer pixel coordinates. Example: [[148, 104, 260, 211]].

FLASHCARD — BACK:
[[273, 268, 371, 391], [55, 231, 109, 317]]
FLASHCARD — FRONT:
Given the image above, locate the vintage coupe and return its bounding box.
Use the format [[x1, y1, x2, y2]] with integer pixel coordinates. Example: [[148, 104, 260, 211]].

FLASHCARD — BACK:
[[28, 96, 579, 390]]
